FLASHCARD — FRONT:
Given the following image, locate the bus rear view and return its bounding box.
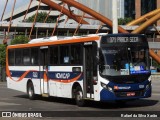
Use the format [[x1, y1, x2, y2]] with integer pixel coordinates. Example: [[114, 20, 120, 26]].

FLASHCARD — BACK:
[[99, 34, 151, 103]]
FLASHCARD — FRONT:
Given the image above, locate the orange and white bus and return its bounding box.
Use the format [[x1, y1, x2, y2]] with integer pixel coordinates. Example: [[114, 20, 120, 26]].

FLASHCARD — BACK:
[[6, 33, 151, 106]]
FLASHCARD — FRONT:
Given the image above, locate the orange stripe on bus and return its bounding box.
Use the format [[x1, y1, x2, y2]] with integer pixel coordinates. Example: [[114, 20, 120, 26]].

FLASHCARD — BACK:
[[7, 70, 38, 82], [6, 50, 14, 80], [43, 72, 48, 82], [51, 73, 82, 83], [7, 36, 100, 49]]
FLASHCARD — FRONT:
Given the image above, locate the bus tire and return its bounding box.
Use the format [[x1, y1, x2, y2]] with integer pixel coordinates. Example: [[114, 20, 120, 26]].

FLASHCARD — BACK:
[[27, 82, 36, 100], [75, 86, 85, 107]]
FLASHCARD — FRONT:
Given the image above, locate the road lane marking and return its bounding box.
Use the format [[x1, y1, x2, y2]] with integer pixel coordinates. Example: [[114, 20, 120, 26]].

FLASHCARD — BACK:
[[152, 93, 160, 96], [0, 102, 20, 106]]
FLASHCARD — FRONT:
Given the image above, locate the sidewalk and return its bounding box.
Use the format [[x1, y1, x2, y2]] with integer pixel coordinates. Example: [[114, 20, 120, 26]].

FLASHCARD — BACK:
[[151, 73, 160, 80], [0, 80, 6, 83]]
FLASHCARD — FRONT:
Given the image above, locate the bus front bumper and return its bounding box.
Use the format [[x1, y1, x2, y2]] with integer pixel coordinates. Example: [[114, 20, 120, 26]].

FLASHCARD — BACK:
[[100, 82, 152, 101]]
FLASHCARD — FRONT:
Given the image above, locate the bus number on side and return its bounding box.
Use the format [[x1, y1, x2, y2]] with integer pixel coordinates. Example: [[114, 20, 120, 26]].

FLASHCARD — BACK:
[[33, 72, 38, 78]]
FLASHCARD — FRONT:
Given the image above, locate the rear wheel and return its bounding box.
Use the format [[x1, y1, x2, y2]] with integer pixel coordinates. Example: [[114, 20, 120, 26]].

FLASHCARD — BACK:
[[27, 82, 36, 100], [75, 86, 85, 107]]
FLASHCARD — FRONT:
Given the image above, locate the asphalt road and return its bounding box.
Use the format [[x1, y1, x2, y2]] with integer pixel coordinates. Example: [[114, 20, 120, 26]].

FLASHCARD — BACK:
[[0, 78, 160, 120]]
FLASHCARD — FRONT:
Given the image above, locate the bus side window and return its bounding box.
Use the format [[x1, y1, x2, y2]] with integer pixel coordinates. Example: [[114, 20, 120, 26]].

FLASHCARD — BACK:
[[31, 48, 39, 65], [71, 44, 82, 65], [23, 48, 30, 65], [15, 49, 22, 65], [50, 46, 58, 65], [60, 45, 70, 64], [8, 49, 15, 66]]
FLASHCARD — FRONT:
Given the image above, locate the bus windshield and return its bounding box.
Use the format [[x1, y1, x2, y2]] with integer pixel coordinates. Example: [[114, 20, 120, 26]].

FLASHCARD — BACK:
[[99, 45, 150, 76]]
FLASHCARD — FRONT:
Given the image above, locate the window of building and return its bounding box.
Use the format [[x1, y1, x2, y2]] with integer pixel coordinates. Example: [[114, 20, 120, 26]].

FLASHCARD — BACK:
[[50, 46, 59, 65], [141, 0, 156, 15]]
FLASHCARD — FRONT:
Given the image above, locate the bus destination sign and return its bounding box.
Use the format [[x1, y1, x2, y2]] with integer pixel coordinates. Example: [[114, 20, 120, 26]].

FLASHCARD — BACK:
[[106, 36, 140, 43]]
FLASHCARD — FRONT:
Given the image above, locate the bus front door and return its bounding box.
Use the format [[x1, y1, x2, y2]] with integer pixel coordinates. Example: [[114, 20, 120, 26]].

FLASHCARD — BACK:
[[83, 43, 97, 99], [40, 46, 49, 96]]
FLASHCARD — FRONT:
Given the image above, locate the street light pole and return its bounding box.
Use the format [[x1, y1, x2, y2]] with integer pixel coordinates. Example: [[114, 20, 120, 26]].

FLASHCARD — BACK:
[[112, 0, 118, 34]]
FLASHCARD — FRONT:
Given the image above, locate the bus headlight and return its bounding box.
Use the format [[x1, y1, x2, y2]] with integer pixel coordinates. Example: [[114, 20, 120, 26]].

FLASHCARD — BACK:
[[101, 82, 113, 91]]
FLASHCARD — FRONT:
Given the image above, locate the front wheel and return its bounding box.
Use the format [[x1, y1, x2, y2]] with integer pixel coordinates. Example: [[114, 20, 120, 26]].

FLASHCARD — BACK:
[[75, 86, 85, 107], [27, 82, 36, 100]]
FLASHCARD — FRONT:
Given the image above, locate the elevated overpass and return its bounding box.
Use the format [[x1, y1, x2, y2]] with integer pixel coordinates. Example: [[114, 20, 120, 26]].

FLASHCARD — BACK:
[[0, 21, 160, 50]]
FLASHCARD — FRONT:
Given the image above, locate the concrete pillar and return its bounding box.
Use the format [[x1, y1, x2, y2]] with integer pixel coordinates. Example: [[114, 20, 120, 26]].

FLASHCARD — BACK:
[[3, 29, 6, 39], [36, 28, 38, 38], [46, 29, 48, 37], [87, 30, 89, 35], [25, 29, 28, 37], [14, 29, 16, 39], [67, 30, 69, 36], [135, 0, 141, 19]]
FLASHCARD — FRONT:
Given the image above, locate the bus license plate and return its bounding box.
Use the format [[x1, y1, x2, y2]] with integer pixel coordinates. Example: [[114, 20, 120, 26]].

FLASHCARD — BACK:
[[127, 92, 135, 96]]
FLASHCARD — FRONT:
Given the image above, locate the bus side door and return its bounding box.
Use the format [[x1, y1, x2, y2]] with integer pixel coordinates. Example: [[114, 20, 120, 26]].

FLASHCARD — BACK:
[[40, 46, 49, 94], [83, 42, 97, 99]]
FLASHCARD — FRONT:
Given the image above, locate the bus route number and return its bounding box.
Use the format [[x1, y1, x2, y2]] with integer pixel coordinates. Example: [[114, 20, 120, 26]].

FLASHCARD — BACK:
[[109, 37, 139, 43], [33, 72, 38, 78]]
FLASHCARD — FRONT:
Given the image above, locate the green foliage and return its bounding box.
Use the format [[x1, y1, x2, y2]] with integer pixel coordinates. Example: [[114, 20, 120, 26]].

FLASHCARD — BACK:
[[152, 60, 160, 68], [11, 35, 29, 45], [0, 44, 6, 67], [26, 12, 55, 23], [118, 17, 133, 25]]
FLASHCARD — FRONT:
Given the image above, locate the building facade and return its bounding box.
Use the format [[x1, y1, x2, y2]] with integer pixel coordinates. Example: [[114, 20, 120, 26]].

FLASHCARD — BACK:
[[126, 0, 159, 19], [73, 0, 124, 24]]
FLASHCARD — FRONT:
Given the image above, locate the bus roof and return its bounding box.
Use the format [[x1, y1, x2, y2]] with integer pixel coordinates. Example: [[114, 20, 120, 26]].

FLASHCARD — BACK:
[[7, 33, 146, 49], [7, 35, 101, 49]]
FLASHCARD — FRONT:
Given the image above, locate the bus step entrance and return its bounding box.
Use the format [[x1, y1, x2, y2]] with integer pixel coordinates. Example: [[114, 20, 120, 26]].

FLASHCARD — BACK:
[[42, 93, 49, 97]]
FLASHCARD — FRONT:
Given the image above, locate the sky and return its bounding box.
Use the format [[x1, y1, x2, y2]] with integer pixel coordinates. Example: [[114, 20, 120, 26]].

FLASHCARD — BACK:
[[0, 0, 29, 20]]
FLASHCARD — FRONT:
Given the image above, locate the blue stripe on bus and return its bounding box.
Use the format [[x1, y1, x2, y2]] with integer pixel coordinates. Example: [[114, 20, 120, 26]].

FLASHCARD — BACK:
[[10, 70, 83, 81]]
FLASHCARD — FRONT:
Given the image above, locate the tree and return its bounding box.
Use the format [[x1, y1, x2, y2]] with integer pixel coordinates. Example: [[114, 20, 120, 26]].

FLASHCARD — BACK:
[[0, 44, 6, 67], [118, 17, 133, 25], [11, 35, 29, 45], [26, 12, 56, 23]]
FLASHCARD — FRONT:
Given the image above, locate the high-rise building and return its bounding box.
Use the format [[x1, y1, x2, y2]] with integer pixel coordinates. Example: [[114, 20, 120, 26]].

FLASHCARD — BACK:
[[124, 0, 135, 18], [127, 0, 158, 19], [141, 0, 156, 15], [73, 0, 125, 24]]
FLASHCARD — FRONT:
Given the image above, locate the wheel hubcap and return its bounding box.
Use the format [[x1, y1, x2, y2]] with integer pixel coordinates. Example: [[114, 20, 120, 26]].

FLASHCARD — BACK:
[[28, 87, 33, 97], [77, 91, 82, 101]]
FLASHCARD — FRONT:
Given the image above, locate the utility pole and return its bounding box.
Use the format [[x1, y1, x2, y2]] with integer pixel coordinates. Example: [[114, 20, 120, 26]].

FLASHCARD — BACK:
[[112, 0, 118, 34]]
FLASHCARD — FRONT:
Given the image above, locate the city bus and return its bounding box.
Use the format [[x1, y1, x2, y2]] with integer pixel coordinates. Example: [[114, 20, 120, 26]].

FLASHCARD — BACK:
[[6, 33, 151, 106]]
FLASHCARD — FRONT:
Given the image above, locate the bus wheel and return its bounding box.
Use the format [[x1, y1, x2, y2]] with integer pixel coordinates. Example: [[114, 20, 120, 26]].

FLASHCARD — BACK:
[[75, 86, 85, 107], [27, 82, 36, 100]]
